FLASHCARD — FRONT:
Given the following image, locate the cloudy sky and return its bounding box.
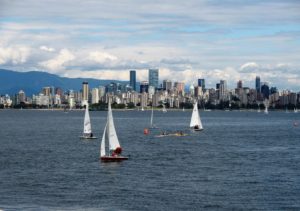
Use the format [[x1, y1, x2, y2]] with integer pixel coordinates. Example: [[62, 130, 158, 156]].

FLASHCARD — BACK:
[[0, 0, 300, 90]]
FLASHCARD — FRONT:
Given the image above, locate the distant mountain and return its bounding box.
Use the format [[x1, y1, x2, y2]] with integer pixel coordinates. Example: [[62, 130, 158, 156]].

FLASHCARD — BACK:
[[0, 69, 128, 95]]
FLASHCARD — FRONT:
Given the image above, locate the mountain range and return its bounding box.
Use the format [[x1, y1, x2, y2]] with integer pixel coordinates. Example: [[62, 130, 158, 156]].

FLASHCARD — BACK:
[[0, 69, 127, 95]]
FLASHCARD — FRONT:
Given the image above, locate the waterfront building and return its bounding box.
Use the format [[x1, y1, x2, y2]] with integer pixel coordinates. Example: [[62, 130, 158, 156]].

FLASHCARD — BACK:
[[163, 80, 172, 91], [219, 80, 227, 101], [140, 92, 148, 108], [261, 82, 269, 99], [42, 87, 51, 96], [237, 80, 243, 89], [148, 69, 159, 89], [32, 93, 49, 106], [198, 79, 205, 90], [140, 81, 149, 93], [98, 86, 106, 100], [174, 82, 185, 95], [82, 82, 89, 105], [91, 88, 99, 104], [130, 70, 136, 91], [55, 87, 63, 97], [18, 90, 26, 104], [255, 76, 261, 93]]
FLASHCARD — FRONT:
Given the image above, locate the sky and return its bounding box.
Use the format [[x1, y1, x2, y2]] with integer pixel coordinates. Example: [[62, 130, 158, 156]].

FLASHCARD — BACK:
[[0, 0, 300, 90]]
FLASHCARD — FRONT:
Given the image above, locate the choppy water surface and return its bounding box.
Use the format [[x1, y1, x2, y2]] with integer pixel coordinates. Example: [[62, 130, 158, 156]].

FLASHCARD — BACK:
[[0, 109, 299, 210]]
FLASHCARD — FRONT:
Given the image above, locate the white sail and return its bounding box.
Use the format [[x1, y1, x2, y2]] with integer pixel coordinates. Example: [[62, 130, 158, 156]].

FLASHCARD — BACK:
[[264, 100, 269, 114], [83, 104, 92, 134], [190, 102, 203, 129], [107, 101, 120, 151], [150, 107, 153, 127], [162, 104, 167, 113], [100, 124, 107, 156], [264, 105, 268, 114]]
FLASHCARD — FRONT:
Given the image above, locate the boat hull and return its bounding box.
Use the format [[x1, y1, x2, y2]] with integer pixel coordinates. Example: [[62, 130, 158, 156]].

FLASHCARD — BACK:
[[192, 128, 203, 131], [100, 156, 129, 162], [79, 136, 97, 139]]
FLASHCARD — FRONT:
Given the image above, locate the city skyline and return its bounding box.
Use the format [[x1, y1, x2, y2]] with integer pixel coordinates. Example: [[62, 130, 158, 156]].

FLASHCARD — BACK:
[[0, 1, 300, 90]]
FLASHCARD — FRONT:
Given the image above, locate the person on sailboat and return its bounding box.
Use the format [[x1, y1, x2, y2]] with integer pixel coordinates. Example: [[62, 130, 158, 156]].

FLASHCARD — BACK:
[[90, 133, 93, 138], [194, 125, 199, 130]]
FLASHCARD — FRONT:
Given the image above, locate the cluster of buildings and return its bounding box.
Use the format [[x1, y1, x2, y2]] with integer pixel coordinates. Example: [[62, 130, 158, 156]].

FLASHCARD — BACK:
[[1, 69, 300, 109]]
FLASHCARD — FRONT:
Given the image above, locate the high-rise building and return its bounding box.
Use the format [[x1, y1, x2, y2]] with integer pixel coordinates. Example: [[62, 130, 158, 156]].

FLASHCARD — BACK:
[[219, 80, 227, 100], [42, 87, 51, 96], [55, 87, 63, 96], [98, 86, 106, 99], [130, 70, 136, 91], [255, 76, 261, 93], [237, 80, 243, 89], [163, 80, 172, 91], [82, 82, 89, 104], [174, 82, 185, 94], [140, 81, 149, 93], [261, 82, 269, 99], [198, 79, 205, 90], [91, 88, 99, 104], [18, 90, 26, 103], [148, 69, 159, 89]]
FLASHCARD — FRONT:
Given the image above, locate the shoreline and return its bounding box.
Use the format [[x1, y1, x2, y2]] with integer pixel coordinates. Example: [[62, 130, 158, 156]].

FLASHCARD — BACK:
[[0, 108, 298, 112]]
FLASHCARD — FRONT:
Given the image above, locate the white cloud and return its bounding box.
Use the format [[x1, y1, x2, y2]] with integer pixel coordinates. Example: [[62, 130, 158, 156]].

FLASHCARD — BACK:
[[39, 49, 75, 73], [88, 51, 118, 63], [0, 46, 31, 65], [240, 62, 259, 72], [39, 45, 55, 52]]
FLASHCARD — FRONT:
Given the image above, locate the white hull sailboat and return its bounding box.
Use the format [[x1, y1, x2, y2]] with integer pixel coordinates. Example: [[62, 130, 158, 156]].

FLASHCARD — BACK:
[[100, 100, 128, 162], [80, 104, 97, 139], [294, 108, 298, 113], [190, 101, 203, 131]]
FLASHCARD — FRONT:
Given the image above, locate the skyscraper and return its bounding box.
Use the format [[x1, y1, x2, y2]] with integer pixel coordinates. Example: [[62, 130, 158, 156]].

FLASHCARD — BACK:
[[148, 69, 159, 88], [42, 87, 51, 96], [140, 81, 149, 93], [255, 76, 261, 93], [237, 80, 243, 89], [219, 80, 227, 100], [82, 82, 89, 104], [163, 80, 172, 91], [198, 79, 205, 90], [261, 82, 269, 99], [130, 70, 136, 91]]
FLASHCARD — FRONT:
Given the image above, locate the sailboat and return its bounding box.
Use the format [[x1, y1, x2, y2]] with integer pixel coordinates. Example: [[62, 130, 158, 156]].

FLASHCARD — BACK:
[[80, 104, 97, 139], [162, 104, 167, 113], [294, 108, 298, 113], [190, 101, 203, 131], [141, 106, 145, 111], [264, 106, 268, 114], [263, 100, 269, 115], [182, 107, 185, 112], [100, 100, 128, 162], [150, 106, 158, 128]]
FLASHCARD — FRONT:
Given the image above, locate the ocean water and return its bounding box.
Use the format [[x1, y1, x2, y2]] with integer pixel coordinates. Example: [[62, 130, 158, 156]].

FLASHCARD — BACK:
[[0, 109, 299, 210]]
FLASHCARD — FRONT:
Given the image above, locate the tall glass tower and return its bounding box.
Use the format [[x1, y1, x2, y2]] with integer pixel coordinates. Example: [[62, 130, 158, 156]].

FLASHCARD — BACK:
[[198, 79, 205, 90], [130, 70, 136, 91], [255, 76, 261, 93], [148, 69, 159, 88]]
